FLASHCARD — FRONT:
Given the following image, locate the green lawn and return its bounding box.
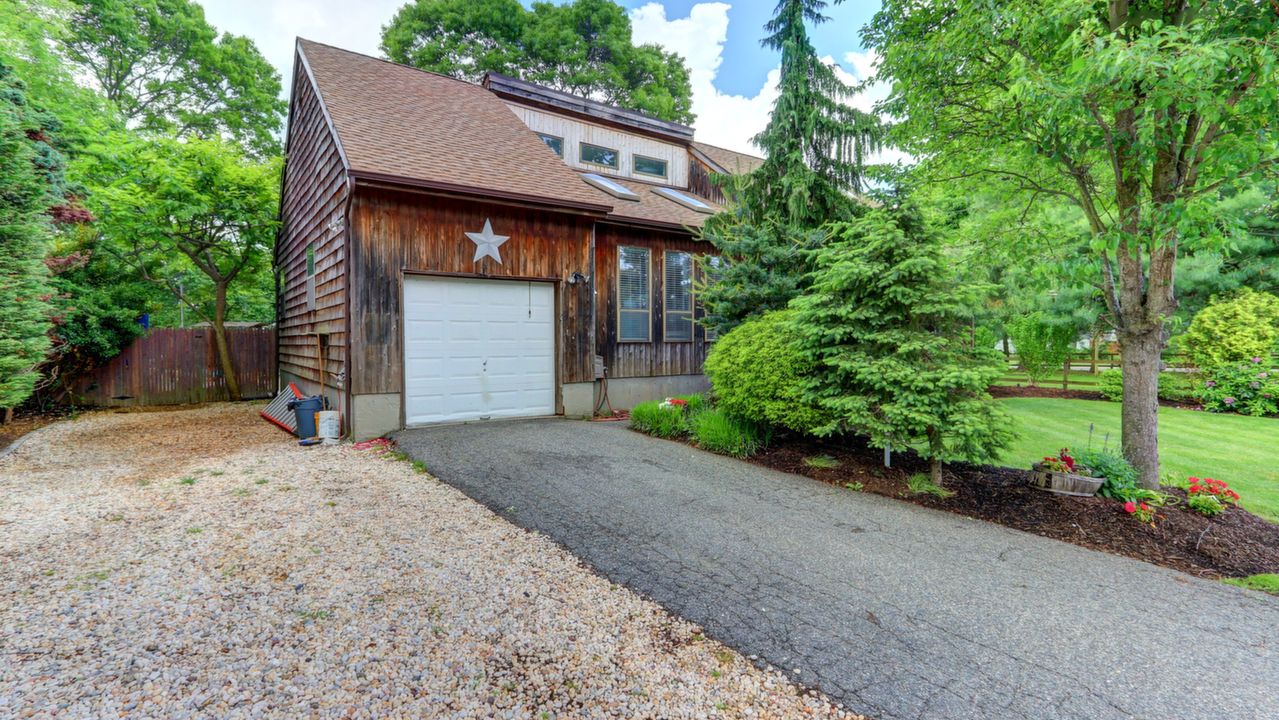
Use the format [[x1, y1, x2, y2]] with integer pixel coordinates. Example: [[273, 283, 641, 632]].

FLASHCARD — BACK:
[[998, 398, 1279, 523]]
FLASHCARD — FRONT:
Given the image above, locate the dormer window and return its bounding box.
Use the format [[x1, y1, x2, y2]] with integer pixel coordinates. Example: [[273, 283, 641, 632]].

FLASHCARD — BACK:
[[633, 155, 668, 179], [538, 133, 563, 157], [580, 142, 619, 169]]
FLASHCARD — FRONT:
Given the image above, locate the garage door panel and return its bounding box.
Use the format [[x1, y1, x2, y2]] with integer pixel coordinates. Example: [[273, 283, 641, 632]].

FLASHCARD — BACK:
[[404, 276, 556, 426]]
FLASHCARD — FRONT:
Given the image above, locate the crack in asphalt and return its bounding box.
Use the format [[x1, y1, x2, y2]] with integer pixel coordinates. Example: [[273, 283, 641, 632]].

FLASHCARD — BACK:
[[395, 419, 1279, 720]]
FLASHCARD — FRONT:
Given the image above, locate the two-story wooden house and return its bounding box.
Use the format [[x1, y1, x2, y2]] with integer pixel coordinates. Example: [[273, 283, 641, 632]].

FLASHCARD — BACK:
[[277, 40, 760, 439]]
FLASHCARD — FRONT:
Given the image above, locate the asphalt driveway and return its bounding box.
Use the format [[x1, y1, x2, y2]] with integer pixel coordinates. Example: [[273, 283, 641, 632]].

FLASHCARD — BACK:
[[395, 419, 1279, 720]]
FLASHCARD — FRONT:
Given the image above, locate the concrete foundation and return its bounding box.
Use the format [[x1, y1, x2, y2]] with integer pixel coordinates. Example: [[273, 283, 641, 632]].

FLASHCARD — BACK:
[[351, 393, 401, 441], [561, 382, 596, 419], [585, 374, 709, 412]]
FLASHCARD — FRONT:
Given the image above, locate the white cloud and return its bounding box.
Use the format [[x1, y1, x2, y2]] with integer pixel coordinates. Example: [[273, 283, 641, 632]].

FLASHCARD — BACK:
[[630, 2, 776, 155], [629, 3, 902, 165]]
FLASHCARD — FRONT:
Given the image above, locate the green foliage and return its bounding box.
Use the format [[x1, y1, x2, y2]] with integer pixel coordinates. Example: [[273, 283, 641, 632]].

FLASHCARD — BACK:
[[689, 408, 762, 458], [697, 219, 818, 335], [673, 393, 706, 415], [1007, 313, 1075, 387], [744, 0, 882, 225], [86, 136, 279, 399], [0, 62, 56, 409], [1077, 449, 1139, 501], [803, 454, 839, 470], [381, 0, 694, 124], [1197, 359, 1279, 417], [791, 206, 1012, 482], [1098, 369, 1198, 404], [703, 310, 832, 435], [1186, 493, 1225, 518], [906, 473, 954, 499], [697, 0, 883, 335], [628, 400, 686, 439], [1181, 289, 1279, 369], [1223, 574, 1279, 596], [63, 0, 285, 156], [866, 0, 1279, 489]]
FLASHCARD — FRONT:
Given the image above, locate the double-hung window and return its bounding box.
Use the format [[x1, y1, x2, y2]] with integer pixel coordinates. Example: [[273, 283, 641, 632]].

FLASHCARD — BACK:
[[618, 246, 650, 342], [664, 250, 694, 341]]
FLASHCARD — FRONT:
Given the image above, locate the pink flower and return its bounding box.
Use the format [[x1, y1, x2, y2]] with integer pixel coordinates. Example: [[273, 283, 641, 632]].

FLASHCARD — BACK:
[[1124, 501, 1137, 514]]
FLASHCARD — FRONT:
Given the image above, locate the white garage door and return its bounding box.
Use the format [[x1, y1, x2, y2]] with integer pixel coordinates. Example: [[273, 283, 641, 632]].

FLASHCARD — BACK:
[[403, 276, 556, 426]]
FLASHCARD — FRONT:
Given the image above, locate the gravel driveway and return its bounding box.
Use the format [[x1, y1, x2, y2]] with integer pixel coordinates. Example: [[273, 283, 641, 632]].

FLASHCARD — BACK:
[[0, 405, 854, 719], [395, 418, 1279, 720]]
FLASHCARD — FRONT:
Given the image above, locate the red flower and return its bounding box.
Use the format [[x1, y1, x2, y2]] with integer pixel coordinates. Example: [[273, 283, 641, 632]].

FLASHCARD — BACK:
[[1124, 501, 1137, 514]]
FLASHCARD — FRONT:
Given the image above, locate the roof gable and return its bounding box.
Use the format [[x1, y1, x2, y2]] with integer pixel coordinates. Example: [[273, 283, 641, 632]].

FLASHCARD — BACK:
[[297, 39, 610, 212]]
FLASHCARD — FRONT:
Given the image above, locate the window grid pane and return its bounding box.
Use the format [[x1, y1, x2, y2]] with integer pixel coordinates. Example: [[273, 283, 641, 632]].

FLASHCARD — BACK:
[[634, 155, 668, 178], [538, 133, 563, 157], [581, 142, 619, 168], [664, 251, 693, 341], [618, 246, 650, 341]]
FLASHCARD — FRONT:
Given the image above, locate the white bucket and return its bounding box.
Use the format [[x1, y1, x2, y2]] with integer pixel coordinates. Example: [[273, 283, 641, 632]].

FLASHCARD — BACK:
[[317, 410, 342, 445]]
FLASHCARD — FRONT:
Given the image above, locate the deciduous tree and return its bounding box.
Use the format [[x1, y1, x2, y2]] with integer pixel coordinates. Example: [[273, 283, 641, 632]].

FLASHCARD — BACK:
[[88, 137, 279, 401], [63, 0, 285, 156], [381, 0, 694, 124], [866, 0, 1279, 487]]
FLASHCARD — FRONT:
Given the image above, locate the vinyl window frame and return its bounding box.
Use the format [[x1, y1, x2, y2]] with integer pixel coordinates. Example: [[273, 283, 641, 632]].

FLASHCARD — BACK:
[[663, 250, 694, 342], [617, 245, 651, 343]]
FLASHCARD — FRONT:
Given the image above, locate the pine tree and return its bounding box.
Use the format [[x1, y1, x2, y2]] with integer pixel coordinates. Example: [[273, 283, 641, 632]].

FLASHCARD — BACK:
[[790, 205, 1011, 485], [0, 62, 56, 414], [750, 0, 882, 226], [699, 0, 882, 334]]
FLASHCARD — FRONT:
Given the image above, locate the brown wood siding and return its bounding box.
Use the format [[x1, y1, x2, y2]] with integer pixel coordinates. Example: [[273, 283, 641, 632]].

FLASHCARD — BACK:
[[689, 156, 727, 205], [73, 328, 275, 406], [594, 224, 712, 378], [348, 188, 595, 397], [277, 55, 349, 393]]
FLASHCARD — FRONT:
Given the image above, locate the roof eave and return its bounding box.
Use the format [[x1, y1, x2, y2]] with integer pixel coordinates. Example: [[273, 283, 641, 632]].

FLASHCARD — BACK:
[[349, 170, 613, 215]]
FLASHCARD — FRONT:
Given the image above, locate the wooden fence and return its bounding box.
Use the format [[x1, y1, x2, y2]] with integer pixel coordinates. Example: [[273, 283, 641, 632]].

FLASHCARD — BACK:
[[72, 327, 276, 407]]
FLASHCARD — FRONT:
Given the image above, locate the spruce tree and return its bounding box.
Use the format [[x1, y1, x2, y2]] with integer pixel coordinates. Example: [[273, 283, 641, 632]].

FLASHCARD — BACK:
[[0, 63, 56, 414], [699, 0, 882, 335], [790, 205, 1011, 486]]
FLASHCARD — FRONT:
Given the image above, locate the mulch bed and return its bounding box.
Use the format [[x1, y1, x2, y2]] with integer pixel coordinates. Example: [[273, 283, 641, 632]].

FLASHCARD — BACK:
[[990, 383, 1204, 410], [751, 434, 1279, 581]]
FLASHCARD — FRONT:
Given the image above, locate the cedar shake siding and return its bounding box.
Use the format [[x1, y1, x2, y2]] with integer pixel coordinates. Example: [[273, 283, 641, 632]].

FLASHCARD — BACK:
[[277, 48, 350, 410]]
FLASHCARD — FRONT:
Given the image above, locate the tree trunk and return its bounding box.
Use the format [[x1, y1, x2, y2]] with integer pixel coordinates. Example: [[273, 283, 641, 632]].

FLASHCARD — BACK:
[[210, 282, 242, 402], [1119, 328, 1164, 489], [1090, 332, 1100, 374], [928, 427, 944, 486], [931, 456, 944, 487], [2, 407, 12, 425]]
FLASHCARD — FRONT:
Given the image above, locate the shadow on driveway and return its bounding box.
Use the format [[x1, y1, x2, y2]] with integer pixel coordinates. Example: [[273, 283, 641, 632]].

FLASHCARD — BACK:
[[395, 418, 1279, 720]]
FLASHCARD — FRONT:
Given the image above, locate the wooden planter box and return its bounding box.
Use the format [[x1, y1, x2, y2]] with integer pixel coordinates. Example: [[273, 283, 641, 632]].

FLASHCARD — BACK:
[[1030, 464, 1104, 497]]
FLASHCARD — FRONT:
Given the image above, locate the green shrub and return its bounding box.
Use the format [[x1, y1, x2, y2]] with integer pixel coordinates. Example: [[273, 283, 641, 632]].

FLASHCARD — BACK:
[[1007, 313, 1077, 386], [1196, 358, 1279, 417], [1181, 289, 1279, 369], [906, 473, 954, 498], [703, 310, 832, 434], [1098, 369, 1198, 403], [689, 408, 762, 457], [629, 401, 687, 438], [1078, 449, 1139, 500], [1224, 574, 1279, 596]]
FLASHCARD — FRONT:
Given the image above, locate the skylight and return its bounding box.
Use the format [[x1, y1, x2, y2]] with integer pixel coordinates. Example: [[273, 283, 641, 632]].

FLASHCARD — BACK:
[[581, 173, 640, 201], [653, 187, 714, 214]]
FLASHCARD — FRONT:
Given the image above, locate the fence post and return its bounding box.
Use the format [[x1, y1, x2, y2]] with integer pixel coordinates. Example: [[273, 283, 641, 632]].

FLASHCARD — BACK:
[[1063, 356, 1071, 391]]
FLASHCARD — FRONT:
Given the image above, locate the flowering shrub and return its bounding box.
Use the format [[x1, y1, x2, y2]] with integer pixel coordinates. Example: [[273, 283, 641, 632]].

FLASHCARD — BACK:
[[659, 397, 689, 411], [1039, 448, 1079, 474], [1196, 357, 1279, 417], [1184, 477, 1240, 517], [1123, 500, 1158, 525]]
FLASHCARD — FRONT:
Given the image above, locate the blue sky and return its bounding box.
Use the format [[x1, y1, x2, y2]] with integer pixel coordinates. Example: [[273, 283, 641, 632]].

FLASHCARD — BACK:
[[202, 0, 887, 154], [609, 1, 880, 98]]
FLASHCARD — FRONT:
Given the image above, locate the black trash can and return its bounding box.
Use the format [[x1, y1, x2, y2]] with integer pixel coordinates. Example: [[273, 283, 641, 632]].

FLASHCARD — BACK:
[[287, 396, 326, 438]]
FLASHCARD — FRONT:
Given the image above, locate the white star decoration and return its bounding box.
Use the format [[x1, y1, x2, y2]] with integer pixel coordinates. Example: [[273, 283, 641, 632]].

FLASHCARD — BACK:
[[465, 219, 509, 264]]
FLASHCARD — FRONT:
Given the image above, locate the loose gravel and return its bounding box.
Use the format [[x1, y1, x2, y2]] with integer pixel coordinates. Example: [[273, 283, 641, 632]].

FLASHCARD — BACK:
[[0, 404, 857, 719]]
